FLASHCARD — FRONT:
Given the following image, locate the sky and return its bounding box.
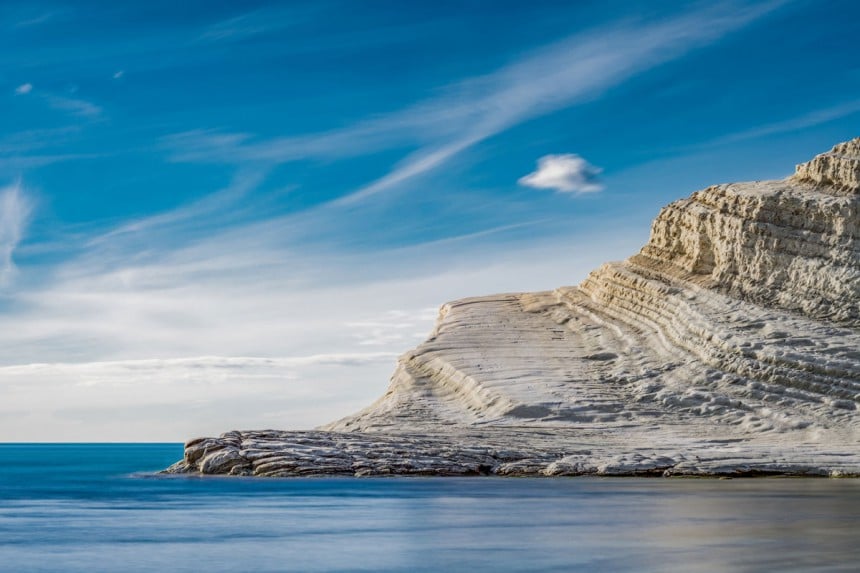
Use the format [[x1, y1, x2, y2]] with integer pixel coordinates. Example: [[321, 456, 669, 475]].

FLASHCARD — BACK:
[[1, 0, 859, 441]]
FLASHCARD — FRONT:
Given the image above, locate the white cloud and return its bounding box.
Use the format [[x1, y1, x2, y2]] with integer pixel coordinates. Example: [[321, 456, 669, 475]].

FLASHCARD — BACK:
[[15, 83, 33, 95], [113, 70, 124, 79], [0, 127, 81, 155], [700, 99, 860, 148], [15, 11, 59, 28], [46, 94, 102, 118], [335, 136, 480, 205], [346, 308, 439, 346], [0, 182, 31, 285], [197, 5, 320, 44], [90, 168, 268, 243], [519, 154, 603, 194]]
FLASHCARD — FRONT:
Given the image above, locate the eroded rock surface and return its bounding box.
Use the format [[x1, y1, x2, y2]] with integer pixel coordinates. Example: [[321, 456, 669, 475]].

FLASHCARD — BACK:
[[167, 139, 860, 478]]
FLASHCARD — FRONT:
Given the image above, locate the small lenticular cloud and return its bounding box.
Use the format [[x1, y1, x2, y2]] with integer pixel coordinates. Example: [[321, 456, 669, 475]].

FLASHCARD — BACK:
[[518, 153, 603, 194], [15, 83, 33, 95]]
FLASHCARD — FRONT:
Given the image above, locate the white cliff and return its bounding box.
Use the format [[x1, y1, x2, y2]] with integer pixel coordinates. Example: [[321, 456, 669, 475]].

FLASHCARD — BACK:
[[168, 138, 860, 477]]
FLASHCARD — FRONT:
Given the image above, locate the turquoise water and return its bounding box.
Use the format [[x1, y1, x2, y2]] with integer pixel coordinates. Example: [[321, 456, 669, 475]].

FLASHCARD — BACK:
[[0, 444, 858, 572]]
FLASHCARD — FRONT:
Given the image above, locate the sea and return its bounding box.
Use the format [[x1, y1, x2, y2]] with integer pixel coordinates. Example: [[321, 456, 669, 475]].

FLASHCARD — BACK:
[[0, 444, 858, 573]]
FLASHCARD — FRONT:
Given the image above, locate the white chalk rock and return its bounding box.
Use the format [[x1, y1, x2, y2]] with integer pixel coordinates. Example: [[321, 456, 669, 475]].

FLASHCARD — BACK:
[[169, 138, 860, 477]]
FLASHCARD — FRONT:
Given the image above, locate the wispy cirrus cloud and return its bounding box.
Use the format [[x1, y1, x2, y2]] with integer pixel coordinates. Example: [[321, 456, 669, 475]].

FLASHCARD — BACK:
[[45, 94, 102, 118], [0, 127, 99, 175], [700, 99, 860, 148], [0, 182, 31, 285], [337, 1, 785, 203], [14, 82, 32, 95], [14, 10, 63, 28], [165, 1, 786, 205], [90, 168, 270, 245], [197, 4, 322, 43], [199, 12, 273, 43], [0, 126, 80, 155]]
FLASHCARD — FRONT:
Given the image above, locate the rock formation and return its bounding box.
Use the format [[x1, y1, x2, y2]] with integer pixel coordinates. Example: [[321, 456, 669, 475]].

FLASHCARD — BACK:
[[166, 138, 860, 477]]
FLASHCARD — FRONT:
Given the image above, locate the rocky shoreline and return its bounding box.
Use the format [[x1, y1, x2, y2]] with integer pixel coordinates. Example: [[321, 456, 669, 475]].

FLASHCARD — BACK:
[[164, 429, 859, 478]]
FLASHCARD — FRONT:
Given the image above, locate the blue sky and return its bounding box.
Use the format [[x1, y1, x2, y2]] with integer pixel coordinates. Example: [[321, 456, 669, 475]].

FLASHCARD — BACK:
[[1, 0, 859, 440]]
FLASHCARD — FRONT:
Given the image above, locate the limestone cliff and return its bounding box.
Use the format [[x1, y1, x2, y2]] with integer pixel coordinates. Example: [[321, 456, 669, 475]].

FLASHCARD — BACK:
[[167, 138, 860, 478]]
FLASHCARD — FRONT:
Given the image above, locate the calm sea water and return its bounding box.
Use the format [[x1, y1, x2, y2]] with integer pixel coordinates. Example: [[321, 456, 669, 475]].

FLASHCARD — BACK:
[[0, 444, 858, 573]]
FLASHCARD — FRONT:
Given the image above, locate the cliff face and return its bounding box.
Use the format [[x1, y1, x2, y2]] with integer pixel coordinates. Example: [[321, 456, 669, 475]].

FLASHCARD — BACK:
[[168, 139, 860, 478], [639, 144, 859, 325]]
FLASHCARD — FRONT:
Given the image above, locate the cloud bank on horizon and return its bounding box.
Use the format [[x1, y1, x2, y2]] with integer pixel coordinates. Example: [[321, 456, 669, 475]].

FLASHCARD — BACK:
[[0, 0, 859, 440]]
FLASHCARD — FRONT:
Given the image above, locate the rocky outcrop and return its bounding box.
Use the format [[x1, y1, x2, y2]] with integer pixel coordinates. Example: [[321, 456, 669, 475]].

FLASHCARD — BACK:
[[793, 138, 860, 192], [167, 139, 860, 478]]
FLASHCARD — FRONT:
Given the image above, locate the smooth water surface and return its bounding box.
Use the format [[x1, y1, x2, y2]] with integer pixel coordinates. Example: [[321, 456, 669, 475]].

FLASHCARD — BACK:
[[0, 444, 858, 572]]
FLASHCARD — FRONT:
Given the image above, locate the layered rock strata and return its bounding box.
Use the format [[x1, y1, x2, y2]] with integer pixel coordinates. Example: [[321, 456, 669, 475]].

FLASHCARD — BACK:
[[166, 139, 860, 477]]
